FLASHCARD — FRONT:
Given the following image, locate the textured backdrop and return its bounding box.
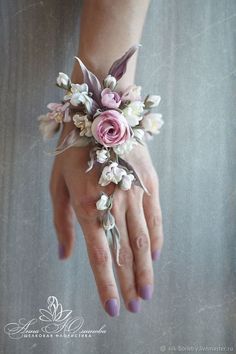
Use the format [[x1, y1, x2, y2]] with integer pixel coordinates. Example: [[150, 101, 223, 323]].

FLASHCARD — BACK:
[[0, 0, 236, 353]]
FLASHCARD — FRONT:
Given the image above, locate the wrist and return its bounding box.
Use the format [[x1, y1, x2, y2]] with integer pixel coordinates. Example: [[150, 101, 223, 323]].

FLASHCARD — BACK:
[[70, 52, 136, 90]]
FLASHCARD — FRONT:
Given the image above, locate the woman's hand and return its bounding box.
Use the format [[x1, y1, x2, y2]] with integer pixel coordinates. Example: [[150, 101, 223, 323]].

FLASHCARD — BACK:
[[50, 126, 164, 316]]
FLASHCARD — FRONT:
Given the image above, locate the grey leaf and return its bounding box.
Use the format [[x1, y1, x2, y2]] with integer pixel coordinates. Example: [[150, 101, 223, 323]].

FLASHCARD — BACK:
[[106, 224, 121, 266]]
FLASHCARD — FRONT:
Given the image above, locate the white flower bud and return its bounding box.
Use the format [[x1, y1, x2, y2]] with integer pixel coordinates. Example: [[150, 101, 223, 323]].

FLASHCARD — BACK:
[[96, 149, 108, 163], [144, 95, 161, 108], [103, 75, 117, 90], [96, 194, 109, 210], [119, 174, 135, 191], [122, 101, 144, 127], [142, 113, 164, 134], [57, 72, 71, 88]]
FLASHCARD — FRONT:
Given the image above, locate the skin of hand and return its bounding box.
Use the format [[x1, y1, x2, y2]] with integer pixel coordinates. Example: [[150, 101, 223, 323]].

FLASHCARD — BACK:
[[49, 0, 164, 316], [50, 128, 164, 316]]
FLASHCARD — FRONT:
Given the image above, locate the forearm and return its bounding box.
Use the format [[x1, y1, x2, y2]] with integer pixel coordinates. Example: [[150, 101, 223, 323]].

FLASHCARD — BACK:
[[60, 0, 150, 139], [71, 0, 150, 87]]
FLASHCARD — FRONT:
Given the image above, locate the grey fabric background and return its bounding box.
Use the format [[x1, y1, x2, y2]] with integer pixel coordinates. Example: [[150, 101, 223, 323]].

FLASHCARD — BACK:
[[0, 0, 236, 353]]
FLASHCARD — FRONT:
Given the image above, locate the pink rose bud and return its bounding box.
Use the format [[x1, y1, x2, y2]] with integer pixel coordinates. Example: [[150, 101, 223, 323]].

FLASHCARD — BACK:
[[101, 88, 121, 109], [91, 110, 130, 147]]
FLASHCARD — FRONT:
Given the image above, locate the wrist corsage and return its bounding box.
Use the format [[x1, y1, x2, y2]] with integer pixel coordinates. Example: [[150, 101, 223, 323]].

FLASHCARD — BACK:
[[38, 44, 163, 265]]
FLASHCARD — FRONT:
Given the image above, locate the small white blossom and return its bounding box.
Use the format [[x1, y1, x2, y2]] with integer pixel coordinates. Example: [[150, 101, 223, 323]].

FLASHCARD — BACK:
[[142, 113, 164, 134], [56, 72, 70, 88], [119, 174, 135, 191], [123, 101, 144, 127], [103, 75, 117, 90], [145, 95, 161, 108], [96, 194, 109, 210], [99, 162, 127, 187], [96, 149, 109, 163], [113, 139, 136, 155], [73, 114, 92, 137], [64, 83, 93, 112]]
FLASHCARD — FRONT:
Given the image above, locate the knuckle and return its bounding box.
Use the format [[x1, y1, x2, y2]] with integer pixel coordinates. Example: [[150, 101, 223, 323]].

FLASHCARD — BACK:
[[137, 267, 152, 282], [147, 180, 158, 194], [74, 196, 98, 221], [123, 283, 136, 298], [148, 213, 162, 229], [91, 246, 110, 266], [119, 246, 134, 266], [99, 282, 116, 294], [144, 170, 158, 190], [132, 234, 150, 252]]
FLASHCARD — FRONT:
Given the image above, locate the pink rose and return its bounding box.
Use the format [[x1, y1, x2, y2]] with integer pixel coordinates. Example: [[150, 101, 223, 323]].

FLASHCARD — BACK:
[[91, 110, 130, 147], [101, 88, 121, 109]]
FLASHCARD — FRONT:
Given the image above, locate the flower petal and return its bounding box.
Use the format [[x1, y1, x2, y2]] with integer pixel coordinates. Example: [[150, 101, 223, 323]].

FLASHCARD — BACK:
[[108, 44, 140, 81]]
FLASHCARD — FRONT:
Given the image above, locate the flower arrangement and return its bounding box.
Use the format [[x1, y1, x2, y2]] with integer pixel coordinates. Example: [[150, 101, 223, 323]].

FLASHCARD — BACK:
[[38, 44, 163, 265]]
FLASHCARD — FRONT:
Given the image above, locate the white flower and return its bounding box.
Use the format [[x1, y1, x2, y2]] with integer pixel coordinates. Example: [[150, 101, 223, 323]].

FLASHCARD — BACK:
[[123, 101, 144, 127], [103, 75, 117, 90], [145, 95, 161, 108], [119, 174, 135, 191], [64, 83, 93, 113], [38, 115, 60, 140], [96, 149, 109, 163], [73, 114, 92, 137], [56, 72, 70, 88], [133, 128, 145, 141], [99, 162, 127, 187], [121, 85, 142, 101], [113, 139, 136, 155], [96, 194, 109, 210], [142, 113, 164, 134]]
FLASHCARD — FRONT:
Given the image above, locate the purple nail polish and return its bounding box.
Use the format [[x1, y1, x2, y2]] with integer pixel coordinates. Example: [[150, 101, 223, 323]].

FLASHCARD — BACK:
[[128, 299, 141, 313], [58, 244, 66, 260], [139, 285, 153, 300], [152, 249, 161, 261], [105, 298, 119, 317]]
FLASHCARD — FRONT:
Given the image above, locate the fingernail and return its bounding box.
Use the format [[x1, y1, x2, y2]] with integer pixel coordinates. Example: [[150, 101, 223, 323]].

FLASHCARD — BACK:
[[105, 298, 119, 317], [152, 249, 161, 261], [128, 299, 141, 313], [139, 285, 153, 300], [58, 244, 66, 260]]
